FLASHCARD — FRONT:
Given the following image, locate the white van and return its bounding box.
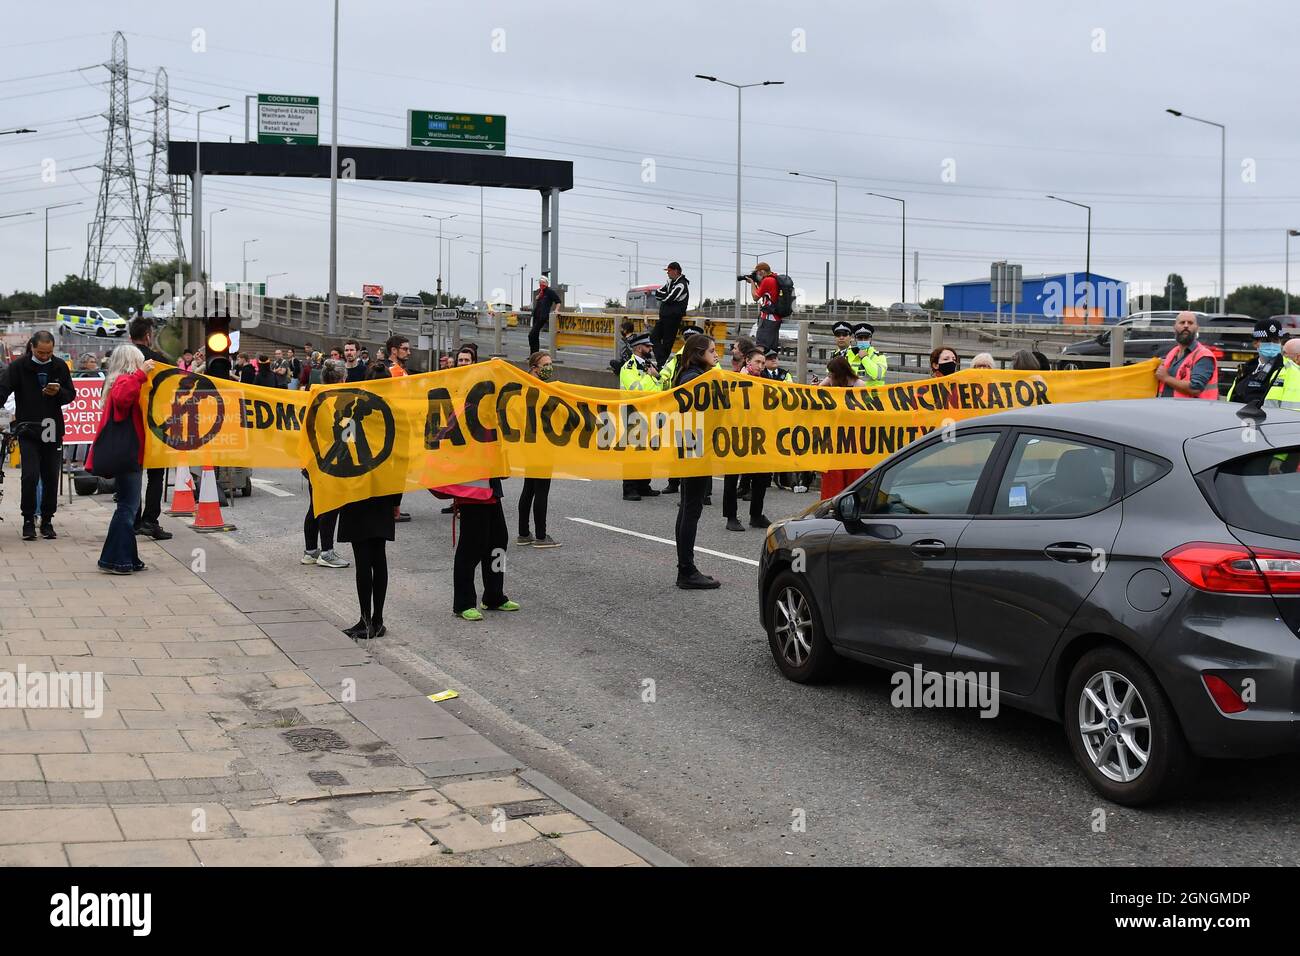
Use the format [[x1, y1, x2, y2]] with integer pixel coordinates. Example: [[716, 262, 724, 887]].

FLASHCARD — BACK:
[[56, 306, 128, 338]]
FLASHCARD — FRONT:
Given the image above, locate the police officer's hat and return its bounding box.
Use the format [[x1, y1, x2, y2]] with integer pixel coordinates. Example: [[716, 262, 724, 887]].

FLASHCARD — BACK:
[[832, 321, 853, 336], [1253, 318, 1282, 340], [629, 332, 653, 349], [764, 347, 781, 359], [680, 324, 703, 339], [853, 322, 875, 338]]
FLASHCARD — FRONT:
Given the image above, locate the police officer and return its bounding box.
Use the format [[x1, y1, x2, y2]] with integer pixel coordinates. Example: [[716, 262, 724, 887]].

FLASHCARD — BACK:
[[1228, 318, 1286, 405], [659, 324, 702, 390], [848, 322, 888, 386], [619, 332, 662, 502], [761, 346, 792, 382]]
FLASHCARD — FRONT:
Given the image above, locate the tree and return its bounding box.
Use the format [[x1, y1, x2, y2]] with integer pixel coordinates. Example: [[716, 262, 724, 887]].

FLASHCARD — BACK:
[[1164, 273, 1188, 310], [139, 258, 197, 305], [0, 290, 43, 313], [922, 297, 944, 312], [45, 274, 108, 309], [604, 297, 622, 308], [1225, 284, 1287, 320]]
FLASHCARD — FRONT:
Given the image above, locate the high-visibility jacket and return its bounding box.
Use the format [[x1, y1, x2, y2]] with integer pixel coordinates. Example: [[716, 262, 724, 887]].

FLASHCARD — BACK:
[[1264, 358, 1300, 411], [849, 345, 888, 386], [1159, 341, 1219, 400], [658, 351, 681, 389], [620, 355, 660, 392]]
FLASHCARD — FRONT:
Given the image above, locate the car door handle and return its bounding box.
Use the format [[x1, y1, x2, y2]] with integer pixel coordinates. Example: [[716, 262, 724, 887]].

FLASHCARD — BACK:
[[911, 539, 947, 556], [1044, 542, 1095, 563]]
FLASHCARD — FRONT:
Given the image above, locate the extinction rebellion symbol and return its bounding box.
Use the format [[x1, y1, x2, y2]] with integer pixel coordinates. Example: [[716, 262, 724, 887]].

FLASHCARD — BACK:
[[306, 388, 396, 478], [146, 369, 226, 451]]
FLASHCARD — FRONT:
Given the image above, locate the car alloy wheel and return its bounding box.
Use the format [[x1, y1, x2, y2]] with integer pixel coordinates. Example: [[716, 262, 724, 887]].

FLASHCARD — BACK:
[[773, 586, 814, 668], [1078, 669, 1150, 784]]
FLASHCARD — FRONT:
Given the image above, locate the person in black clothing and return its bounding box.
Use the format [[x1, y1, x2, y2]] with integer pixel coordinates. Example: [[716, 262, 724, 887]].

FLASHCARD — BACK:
[[254, 354, 278, 389], [529, 277, 561, 354], [235, 353, 257, 385], [0, 331, 74, 541], [1228, 318, 1286, 404], [127, 318, 174, 541], [672, 334, 721, 589], [723, 345, 772, 532], [343, 339, 367, 383], [334, 363, 400, 640], [517, 351, 561, 548], [649, 261, 690, 367]]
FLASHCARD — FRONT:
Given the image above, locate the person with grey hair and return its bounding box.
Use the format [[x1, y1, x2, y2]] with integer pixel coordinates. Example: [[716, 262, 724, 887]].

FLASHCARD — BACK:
[[88, 344, 155, 572], [1011, 349, 1041, 371], [971, 352, 995, 370], [0, 330, 74, 540]]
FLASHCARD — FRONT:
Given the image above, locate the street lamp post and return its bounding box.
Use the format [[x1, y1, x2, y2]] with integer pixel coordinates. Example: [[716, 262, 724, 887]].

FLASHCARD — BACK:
[[43, 201, 81, 302], [207, 207, 227, 284], [758, 228, 815, 276], [328, 0, 340, 335], [789, 172, 838, 313], [609, 236, 639, 286], [1288, 229, 1300, 315], [1167, 109, 1226, 313], [266, 271, 287, 293], [695, 74, 784, 321], [424, 213, 457, 306], [666, 206, 704, 310], [443, 235, 462, 305], [1046, 195, 1092, 317], [242, 239, 259, 284], [866, 192, 906, 303], [190, 104, 230, 308]]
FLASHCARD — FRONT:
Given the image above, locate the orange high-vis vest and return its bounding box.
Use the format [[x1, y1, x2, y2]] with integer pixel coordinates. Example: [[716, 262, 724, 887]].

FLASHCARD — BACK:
[[1160, 341, 1219, 400]]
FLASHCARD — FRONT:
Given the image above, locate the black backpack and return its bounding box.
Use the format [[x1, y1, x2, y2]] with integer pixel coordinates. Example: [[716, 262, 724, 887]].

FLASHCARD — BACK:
[[772, 274, 796, 318]]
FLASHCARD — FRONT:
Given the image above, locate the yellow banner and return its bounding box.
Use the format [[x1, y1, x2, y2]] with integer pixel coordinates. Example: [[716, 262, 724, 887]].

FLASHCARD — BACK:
[[140, 359, 1159, 514]]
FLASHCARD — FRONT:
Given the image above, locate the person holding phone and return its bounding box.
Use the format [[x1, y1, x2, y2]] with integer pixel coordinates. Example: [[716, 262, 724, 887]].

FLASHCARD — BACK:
[[0, 330, 74, 541]]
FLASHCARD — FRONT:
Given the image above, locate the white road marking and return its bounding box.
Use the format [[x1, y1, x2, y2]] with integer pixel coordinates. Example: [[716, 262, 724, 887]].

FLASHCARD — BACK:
[[565, 516, 761, 566], [250, 478, 295, 497]]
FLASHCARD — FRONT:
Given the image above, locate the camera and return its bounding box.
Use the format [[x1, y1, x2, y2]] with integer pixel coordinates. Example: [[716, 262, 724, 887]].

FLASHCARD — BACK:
[[737, 271, 757, 283]]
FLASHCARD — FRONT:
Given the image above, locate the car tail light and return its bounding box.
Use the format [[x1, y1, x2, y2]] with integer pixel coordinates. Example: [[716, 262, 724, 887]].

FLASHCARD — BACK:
[[1207, 345, 1225, 360], [1164, 542, 1300, 594], [1202, 674, 1249, 714]]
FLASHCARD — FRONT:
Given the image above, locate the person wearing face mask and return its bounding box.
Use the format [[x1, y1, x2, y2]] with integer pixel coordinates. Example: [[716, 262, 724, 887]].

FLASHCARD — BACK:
[[517, 351, 562, 548], [1227, 318, 1286, 405], [1156, 311, 1219, 399], [848, 322, 888, 386], [0, 331, 74, 541], [930, 346, 959, 378]]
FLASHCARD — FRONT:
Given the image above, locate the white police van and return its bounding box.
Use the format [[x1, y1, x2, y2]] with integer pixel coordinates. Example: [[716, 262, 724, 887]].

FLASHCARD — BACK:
[[56, 305, 128, 338]]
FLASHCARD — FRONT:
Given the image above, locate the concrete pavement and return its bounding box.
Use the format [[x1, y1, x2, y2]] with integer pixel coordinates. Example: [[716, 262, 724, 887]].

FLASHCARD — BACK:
[[0, 494, 677, 867]]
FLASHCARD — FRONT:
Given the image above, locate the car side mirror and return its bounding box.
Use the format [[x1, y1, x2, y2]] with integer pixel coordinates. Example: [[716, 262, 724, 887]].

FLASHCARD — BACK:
[[836, 494, 860, 524]]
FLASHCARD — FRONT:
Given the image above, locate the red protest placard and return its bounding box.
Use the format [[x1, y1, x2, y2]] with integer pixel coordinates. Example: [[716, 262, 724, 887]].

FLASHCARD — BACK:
[[62, 377, 105, 445]]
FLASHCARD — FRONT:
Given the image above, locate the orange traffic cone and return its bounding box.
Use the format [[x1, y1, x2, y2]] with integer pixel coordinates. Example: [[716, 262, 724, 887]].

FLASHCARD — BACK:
[[191, 466, 236, 533], [165, 464, 197, 517]]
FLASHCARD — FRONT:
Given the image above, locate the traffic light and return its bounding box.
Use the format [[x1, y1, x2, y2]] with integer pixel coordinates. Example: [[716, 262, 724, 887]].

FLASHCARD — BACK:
[[204, 314, 232, 379]]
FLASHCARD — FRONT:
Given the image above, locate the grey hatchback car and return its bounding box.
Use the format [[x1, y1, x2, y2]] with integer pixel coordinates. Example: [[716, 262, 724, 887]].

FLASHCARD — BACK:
[[759, 399, 1300, 805]]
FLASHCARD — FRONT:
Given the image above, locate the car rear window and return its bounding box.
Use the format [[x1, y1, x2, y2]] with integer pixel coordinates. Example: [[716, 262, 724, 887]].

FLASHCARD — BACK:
[[1206, 449, 1300, 538]]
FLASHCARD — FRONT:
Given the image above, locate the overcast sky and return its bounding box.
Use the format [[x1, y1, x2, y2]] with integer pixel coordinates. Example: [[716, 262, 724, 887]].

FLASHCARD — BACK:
[[2, 0, 1298, 308]]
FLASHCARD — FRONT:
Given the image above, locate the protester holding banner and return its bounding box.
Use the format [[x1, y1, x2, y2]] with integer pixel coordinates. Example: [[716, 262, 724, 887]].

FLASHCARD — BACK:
[[819, 355, 868, 500], [673, 334, 722, 590], [722, 345, 772, 532], [518, 351, 561, 549], [334, 364, 401, 640], [128, 318, 172, 542], [89, 345, 153, 573], [301, 362, 350, 570]]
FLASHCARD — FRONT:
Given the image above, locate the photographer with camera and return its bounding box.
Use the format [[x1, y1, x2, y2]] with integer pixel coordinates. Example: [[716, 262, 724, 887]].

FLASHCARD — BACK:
[[741, 262, 783, 353], [0, 330, 74, 540]]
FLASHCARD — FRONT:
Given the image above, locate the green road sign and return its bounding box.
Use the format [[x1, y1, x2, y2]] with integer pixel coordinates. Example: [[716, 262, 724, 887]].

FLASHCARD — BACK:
[[407, 111, 506, 152], [257, 94, 319, 146]]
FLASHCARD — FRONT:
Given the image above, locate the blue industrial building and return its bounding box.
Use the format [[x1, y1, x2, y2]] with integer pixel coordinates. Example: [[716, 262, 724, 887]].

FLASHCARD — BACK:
[[943, 272, 1128, 323]]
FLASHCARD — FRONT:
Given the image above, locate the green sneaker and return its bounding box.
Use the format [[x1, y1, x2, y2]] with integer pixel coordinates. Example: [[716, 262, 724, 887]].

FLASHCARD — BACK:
[[458, 608, 484, 622], [485, 600, 520, 612]]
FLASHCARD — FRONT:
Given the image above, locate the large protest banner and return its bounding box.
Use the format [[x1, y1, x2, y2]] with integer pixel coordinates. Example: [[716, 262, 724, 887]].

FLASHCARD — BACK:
[[139, 359, 1160, 514]]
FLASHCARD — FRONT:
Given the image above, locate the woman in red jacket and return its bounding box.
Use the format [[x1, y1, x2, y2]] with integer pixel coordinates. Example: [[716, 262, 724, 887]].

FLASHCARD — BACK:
[[89, 345, 155, 574]]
